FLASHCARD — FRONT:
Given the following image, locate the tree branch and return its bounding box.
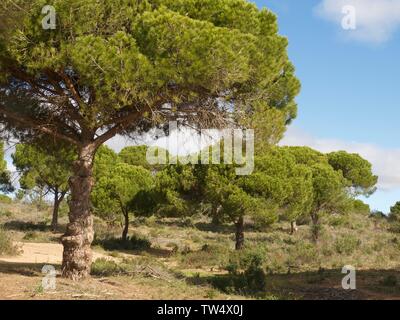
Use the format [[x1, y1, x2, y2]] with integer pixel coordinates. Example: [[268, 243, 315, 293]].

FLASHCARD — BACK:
[[93, 109, 144, 147], [0, 103, 80, 146]]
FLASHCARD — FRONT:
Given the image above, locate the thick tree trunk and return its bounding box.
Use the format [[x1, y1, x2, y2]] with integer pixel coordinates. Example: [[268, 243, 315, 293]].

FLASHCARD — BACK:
[[51, 190, 67, 232], [235, 216, 245, 250], [310, 213, 320, 242], [51, 189, 60, 232], [290, 221, 298, 235], [122, 211, 129, 241], [61, 144, 96, 280]]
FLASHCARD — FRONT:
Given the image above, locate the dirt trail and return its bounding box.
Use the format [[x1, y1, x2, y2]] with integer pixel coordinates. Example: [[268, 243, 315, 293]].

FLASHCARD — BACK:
[[0, 242, 108, 265]]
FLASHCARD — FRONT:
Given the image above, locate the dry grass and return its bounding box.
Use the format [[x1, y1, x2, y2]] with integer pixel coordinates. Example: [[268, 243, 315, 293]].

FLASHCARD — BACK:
[[1, 201, 400, 299]]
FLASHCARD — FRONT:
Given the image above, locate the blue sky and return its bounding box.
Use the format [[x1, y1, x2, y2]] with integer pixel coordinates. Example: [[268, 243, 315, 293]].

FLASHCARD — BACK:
[[254, 0, 400, 212]]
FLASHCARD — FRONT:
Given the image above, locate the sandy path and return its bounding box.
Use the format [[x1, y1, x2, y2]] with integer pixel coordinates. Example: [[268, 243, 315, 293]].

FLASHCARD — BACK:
[[0, 242, 108, 265]]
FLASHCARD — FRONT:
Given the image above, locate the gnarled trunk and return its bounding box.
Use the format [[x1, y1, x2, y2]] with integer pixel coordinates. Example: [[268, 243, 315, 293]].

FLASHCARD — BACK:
[[235, 216, 245, 250], [61, 144, 96, 280]]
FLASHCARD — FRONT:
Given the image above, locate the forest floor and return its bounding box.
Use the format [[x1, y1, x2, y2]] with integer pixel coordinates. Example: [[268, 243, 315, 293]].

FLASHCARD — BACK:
[[1, 201, 400, 300]]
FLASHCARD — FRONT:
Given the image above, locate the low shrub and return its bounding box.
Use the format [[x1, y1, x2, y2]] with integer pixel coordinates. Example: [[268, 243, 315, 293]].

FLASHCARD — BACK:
[[23, 231, 40, 241], [335, 236, 360, 255], [93, 234, 151, 251], [389, 221, 400, 233], [287, 241, 319, 268], [0, 228, 18, 256], [327, 215, 349, 227], [179, 244, 229, 268], [0, 194, 12, 204], [91, 258, 123, 276], [217, 246, 268, 294]]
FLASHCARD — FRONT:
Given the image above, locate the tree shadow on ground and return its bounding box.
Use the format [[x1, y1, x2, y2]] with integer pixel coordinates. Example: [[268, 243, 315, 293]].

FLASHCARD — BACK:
[[2, 220, 66, 234], [187, 268, 400, 300], [3, 220, 50, 232], [0, 261, 61, 277], [194, 222, 235, 234], [93, 237, 172, 258]]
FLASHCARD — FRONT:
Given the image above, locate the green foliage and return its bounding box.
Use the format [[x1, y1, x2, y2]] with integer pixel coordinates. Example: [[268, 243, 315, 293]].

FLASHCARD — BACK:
[[92, 163, 154, 224], [144, 164, 200, 217], [206, 164, 264, 225], [279, 147, 376, 240], [287, 241, 318, 267], [0, 0, 299, 137], [215, 246, 268, 294], [0, 0, 301, 276], [119, 146, 149, 168], [91, 258, 124, 276], [334, 236, 360, 255], [389, 201, 400, 222], [93, 145, 119, 179], [352, 199, 371, 215], [179, 244, 229, 268], [119, 145, 168, 171], [309, 163, 350, 214], [0, 141, 13, 193], [12, 142, 74, 193], [281, 146, 327, 166], [327, 151, 377, 196], [327, 214, 349, 227], [246, 147, 314, 225]]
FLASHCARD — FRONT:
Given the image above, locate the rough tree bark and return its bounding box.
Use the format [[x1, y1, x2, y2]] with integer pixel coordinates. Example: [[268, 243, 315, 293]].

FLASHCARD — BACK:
[[235, 216, 245, 250], [61, 143, 96, 280]]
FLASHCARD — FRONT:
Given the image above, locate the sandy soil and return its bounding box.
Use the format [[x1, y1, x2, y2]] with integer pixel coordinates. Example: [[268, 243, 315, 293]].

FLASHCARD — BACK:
[[0, 242, 109, 265], [0, 242, 237, 300]]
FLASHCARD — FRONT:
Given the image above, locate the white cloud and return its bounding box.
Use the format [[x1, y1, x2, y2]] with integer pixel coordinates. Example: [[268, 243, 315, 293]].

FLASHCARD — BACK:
[[280, 126, 400, 191], [315, 0, 400, 43]]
